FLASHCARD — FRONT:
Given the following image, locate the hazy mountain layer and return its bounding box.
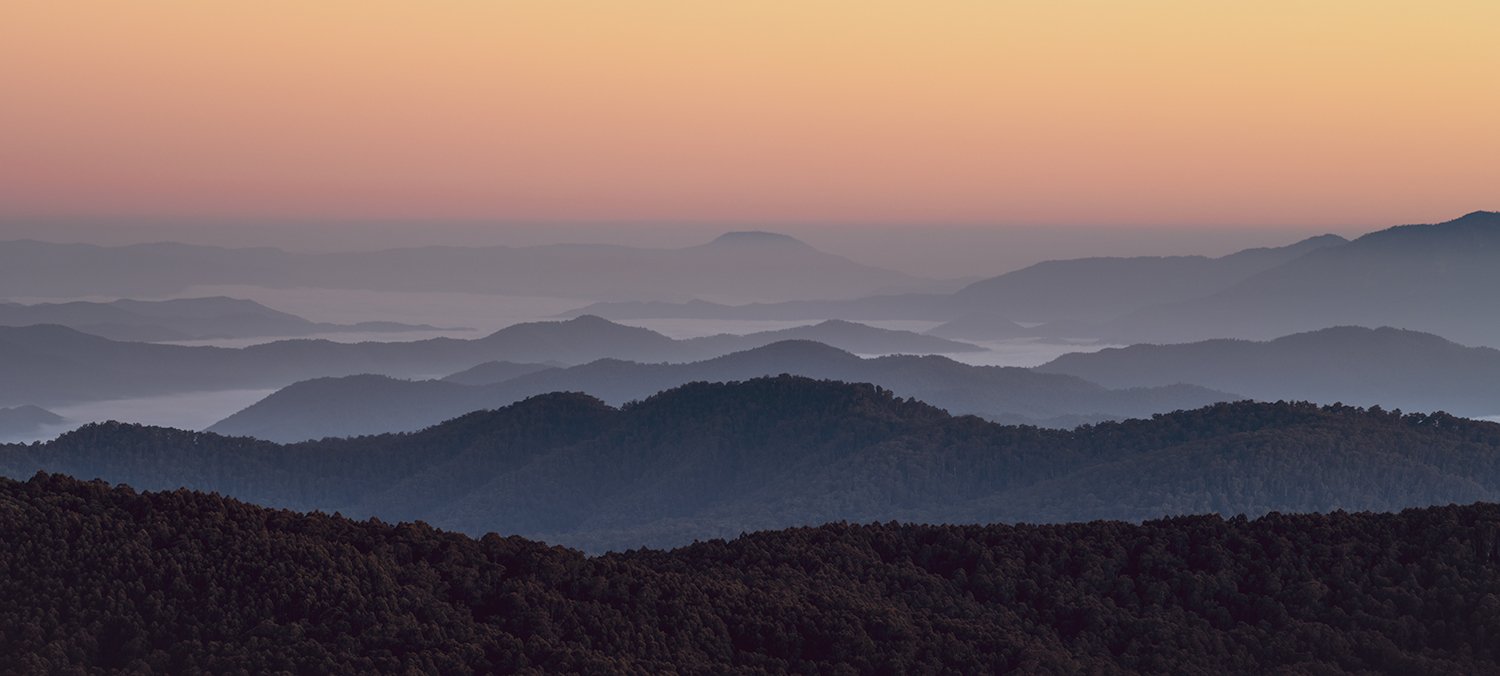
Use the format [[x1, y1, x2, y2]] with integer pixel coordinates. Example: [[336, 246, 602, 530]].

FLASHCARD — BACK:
[[9, 377, 1500, 552], [1039, 325, 1500, 417], [0, 406, 64, 439], [1105, 211, 1500, 346], [0, 315, 976, 408], [6, 472, 1500, 673], [572, 212, 1500, 350], [944, 233, 1350, 323], [0, 231, 936, 303], [207, 340, 1233, 442], [0, 296, 451, 342], [567, 233, 1346, 323], [685, 318, 983, 354], [439, 361, 558, 386]]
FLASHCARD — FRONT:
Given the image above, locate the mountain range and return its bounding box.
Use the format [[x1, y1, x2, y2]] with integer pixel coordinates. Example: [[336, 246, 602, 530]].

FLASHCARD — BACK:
[[570, 212, 1500, 348], [0, 231, 942, 303], [9, 376, 1500, 552], [0, 315, 981, 407], [566, 232, 1348, 327], [0, 296, 452, 342], [1038, 325, 1500, 418], [1100, 210, 1500, 346], [207, 340, 1233, 442], [214, 323, 1500, 441]]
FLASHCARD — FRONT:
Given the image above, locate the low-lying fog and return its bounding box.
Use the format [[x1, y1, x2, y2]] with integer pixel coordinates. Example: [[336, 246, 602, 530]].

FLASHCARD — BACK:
[[0, 287, 1124, 444], [8, 389, 280, 445], [165, 287, 1120, 367]]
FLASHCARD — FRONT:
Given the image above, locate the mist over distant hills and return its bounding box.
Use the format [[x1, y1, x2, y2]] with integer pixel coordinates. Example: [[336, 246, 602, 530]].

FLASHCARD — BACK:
[[0, 296, 450, 342], [1101, 211, 1500, 345], [685, 318, 982, 354], [207, 340, 1233, 442], [566, 232, 1347, 325], [0, 406, 64, 440], [0, 231, 941, 303], [568, 212, 1500, 348], [0, 315, 982, 408], [944, 233, 1350, 324], [1040, 325, 1500, 417]]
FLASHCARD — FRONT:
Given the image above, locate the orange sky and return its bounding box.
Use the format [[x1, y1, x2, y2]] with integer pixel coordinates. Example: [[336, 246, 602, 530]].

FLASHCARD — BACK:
[[1, 1, 1496, 229]]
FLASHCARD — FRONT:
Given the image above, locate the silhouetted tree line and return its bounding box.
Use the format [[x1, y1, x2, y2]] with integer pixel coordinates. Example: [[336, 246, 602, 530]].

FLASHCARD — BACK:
[[3, 473, 1500, 673]]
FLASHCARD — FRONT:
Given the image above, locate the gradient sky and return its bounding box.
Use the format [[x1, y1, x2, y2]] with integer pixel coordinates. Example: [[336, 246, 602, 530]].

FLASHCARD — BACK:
[[2, 1, 1496, 231]]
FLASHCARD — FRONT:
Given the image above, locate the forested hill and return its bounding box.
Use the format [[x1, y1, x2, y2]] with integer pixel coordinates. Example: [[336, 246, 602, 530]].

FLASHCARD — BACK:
[[8, 376, 1500, 551], [4, 472, 1500, 673]]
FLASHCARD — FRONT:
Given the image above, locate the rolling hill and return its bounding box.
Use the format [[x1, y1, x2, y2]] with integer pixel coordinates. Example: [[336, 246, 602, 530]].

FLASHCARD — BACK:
[[206, 340, 1232, 442], [0, 316, 976, 407], [9, 377, 1500, 552], [572, 212, 1500, 350]]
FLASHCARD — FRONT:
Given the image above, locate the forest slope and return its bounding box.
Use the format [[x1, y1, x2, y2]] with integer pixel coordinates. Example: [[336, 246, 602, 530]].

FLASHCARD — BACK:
[[3, 472, 1499, 673]]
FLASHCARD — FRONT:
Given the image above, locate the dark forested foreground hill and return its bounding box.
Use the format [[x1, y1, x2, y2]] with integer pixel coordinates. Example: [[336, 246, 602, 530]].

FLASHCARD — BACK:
[[9, 377, 1500, 552], [5, 472, 1500, 674]]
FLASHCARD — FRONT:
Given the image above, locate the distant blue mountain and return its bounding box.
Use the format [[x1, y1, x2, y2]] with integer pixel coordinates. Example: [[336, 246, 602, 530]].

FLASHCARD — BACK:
[[208, 340, 1233, 442]]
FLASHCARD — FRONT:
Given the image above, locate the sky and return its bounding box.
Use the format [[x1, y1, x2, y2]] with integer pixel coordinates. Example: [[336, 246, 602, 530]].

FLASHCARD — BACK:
[[1, 1, 1497, 252]]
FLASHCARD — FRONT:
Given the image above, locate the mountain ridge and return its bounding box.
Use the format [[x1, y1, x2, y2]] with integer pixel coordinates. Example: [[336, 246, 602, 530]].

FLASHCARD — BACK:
[[564, 232, 1348, 323], [0, 315, 980, 408], [206, 339, 1234, 442], [1039, 325, 1500, 416], [1103, 211, 1500, 345], [10, 376, 1500, 552]]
